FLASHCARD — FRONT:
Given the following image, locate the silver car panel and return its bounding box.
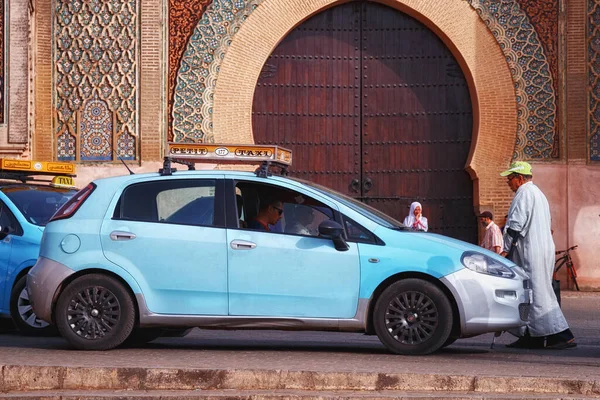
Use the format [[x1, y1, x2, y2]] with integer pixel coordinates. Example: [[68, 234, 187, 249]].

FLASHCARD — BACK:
[[441, 267, 530, 336], [27, 257, 75, 323], [137, 294, 369, 332]]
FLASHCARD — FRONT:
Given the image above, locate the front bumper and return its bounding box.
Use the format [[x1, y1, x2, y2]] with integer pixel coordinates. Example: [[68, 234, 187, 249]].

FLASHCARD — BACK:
[[441, 267, 531, 336], [27, 257, 75, 323]]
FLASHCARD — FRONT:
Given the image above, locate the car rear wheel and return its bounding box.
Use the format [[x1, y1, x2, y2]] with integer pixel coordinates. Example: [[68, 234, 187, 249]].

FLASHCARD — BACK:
[[55, 274, 135, 350], [10, 275, 57, 336], [373, 279, 453, 355]]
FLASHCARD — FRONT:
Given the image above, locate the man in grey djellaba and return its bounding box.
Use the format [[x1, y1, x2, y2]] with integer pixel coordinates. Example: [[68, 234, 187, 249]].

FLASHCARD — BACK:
[[500, 161, 576, 349]]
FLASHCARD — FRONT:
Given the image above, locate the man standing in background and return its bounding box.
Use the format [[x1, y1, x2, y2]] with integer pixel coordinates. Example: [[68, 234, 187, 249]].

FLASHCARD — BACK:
[[478, 211, 503, 254]]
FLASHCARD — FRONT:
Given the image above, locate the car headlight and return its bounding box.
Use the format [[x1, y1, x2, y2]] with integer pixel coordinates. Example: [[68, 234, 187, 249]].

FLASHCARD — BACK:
[[461, 251, 515, 279]]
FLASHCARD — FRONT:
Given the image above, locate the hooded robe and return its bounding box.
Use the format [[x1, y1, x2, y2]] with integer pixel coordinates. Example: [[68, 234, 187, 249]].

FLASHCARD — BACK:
[[403, 201, 428, 232], [503, 181, 569, 337]]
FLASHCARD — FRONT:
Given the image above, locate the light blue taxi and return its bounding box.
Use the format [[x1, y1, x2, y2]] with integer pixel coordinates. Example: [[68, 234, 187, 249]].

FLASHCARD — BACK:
[[28, 144, 531, 354], [0, 159, 77, 335]]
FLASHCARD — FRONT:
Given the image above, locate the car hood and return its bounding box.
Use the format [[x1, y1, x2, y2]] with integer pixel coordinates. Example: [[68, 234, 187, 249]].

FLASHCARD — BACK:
[[376, 228, 517, 268]]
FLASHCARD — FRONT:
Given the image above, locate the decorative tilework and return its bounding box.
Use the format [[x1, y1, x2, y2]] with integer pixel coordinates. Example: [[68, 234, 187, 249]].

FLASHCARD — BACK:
[[168, 0, 211, 142], [172, 0, 557, 159], [589, 0, 600, 161], [54, 0, 138, 161], [172, 0, 261, 143], [80, 96, 112, 161], [57, 130, 76, 160], [517, 0, 559, 159], [516, 0, 559, 95], [468, 0, 557, 160]]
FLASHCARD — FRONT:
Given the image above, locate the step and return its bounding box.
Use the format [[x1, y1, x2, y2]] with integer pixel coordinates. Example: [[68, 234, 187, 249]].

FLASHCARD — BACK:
[[1, 389, 600, 400], [1, 366, 599, 397]]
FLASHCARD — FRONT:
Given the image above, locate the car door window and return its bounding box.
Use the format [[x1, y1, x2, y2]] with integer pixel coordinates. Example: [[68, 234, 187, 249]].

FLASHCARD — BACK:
[[0, 201, 23, 236], [343, 216, 379, 245], [283, 203, 331, 237], [3, 187, 77, 227], [235, 181, 333, 237], [115, 179, 219, 227]]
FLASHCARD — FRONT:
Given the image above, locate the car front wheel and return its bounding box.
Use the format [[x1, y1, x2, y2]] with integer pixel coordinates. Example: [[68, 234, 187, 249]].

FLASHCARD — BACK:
[[55, 274, 135, 350], [373, 279, 453, 355]]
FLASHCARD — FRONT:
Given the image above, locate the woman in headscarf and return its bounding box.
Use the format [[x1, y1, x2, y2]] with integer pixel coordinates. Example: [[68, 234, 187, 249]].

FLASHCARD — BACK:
[[403, 201, 428, 231]]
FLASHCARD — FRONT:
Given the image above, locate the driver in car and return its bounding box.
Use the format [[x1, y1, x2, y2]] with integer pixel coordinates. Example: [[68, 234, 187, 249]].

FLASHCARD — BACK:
[[247, 197, 284, 232]]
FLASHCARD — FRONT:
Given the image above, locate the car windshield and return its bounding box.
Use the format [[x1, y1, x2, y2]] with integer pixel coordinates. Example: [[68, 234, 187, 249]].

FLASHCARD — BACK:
[[3, 186, 78, 226], [289, 177, 407, 229]]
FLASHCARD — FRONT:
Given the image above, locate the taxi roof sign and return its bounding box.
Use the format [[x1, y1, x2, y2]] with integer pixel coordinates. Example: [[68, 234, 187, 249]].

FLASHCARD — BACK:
[[0, 159, 76, 177], [162, 143, 292, 177], [50, 175, 76, 189], [0, 159, 77, 188], [167, 143, 292, 166]]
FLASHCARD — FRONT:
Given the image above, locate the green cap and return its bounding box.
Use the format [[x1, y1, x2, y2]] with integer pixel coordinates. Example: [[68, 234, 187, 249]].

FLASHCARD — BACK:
[[500, 161, 533, 176]]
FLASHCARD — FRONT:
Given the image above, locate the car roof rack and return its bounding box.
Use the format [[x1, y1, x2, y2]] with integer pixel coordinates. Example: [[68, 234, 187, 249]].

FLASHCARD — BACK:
[[159, 143, 292, 178], [0, 159, 77, 188]]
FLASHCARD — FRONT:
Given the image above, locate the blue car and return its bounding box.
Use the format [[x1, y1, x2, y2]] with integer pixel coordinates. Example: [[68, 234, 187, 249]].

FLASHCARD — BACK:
[[28, 144, 531, 354], [0, 160, 77, 335]]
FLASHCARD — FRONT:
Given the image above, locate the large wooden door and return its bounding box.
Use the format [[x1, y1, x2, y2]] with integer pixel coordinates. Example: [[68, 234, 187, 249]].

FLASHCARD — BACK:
[[252, 1, 476, 243], [252, 4, 361, 195]]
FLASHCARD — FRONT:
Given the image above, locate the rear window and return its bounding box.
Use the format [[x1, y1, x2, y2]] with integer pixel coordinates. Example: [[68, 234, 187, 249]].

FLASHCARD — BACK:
[[3, 186, 78, 226], [114, 179, 218, 227]]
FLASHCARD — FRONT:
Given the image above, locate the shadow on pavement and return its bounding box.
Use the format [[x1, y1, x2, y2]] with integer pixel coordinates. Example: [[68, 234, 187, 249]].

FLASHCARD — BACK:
[[0, 318, 16, 334], [1, 325, 597, 363], [0, 331, 490, 356], [139, 335, 492, 356]]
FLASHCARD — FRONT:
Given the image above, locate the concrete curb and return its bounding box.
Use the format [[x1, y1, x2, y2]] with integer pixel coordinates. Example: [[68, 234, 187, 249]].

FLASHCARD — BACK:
[[1, 366, 599, 396], [561, 291, 600, 297], [1, 389, 600, 400]]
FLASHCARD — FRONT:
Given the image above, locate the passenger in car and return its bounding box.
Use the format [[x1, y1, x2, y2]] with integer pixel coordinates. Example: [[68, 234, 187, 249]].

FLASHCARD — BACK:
[[286, 205, 316, 236], [246, 197, 283, 232], [236, 194, 247, 228]]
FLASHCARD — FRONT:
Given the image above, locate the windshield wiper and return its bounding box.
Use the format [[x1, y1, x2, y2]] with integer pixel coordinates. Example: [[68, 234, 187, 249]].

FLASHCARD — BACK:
[[391, 226, 411, 231]]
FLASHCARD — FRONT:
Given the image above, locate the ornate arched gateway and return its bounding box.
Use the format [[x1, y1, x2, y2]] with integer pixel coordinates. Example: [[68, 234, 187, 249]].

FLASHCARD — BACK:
[[252, 2, 475, 241], [208, 0, 518, 243]]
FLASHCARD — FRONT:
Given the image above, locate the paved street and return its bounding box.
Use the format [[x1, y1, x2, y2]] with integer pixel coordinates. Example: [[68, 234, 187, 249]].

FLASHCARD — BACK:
[[0, 292, 598, 382]]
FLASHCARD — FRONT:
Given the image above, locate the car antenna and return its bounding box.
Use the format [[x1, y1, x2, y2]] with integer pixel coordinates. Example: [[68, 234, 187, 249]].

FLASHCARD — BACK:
[[114, 151, 135, 175]]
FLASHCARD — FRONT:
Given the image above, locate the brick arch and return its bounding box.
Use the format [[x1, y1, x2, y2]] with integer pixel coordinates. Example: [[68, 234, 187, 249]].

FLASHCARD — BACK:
[[212, 0, 517, 214]]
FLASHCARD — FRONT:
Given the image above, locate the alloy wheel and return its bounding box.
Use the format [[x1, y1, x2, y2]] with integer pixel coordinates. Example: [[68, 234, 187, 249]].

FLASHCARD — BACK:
[[66, 286, 121, 340], [17, 287, 50, 329], [384, 290, 439, 345]]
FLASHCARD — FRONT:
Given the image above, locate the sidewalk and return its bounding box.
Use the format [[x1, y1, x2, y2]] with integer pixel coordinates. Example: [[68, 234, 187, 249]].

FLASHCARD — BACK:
[[1, 292, 598, 399], [561, 290, 600, 297]]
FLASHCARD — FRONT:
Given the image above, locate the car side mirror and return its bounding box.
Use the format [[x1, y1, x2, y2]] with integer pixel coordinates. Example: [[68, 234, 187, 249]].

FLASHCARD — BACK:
[[318, 220, 349, 252]]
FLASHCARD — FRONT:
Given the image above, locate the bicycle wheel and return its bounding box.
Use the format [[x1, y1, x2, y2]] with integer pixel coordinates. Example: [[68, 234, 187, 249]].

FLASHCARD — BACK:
[[569, 266, 580, 291], [565, 259, 580, 291]]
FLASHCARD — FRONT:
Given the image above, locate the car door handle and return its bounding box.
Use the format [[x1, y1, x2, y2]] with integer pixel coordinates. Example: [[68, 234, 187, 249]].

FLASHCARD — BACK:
[[230, 240, 256, 250], [110, 231, 136, 241]]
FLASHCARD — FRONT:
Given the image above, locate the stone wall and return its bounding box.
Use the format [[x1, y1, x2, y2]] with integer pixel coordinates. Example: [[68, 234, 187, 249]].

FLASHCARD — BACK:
[[0, 0, 596, 288], [536, 164, 600, 290], [0, 0, 30, 155]]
